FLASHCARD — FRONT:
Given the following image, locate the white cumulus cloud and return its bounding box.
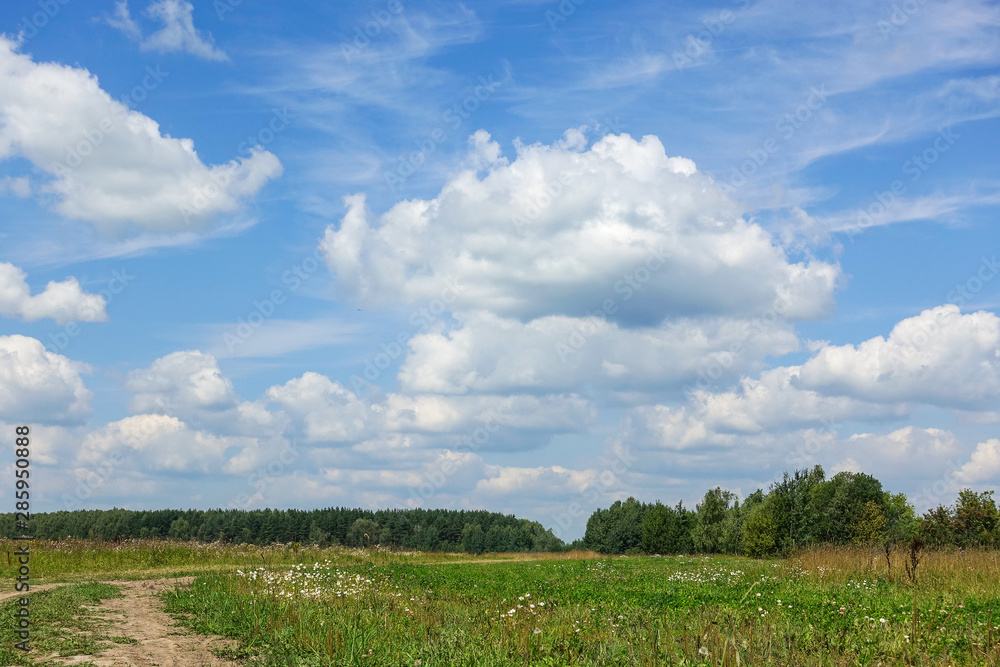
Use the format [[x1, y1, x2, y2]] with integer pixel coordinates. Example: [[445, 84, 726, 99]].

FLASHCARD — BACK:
[[398, 310, 799, 394], [0, 336, 92, 424], [798, 305, 1000, 409], [321, 131, 840, 326], [956, 438, 1000, 485], [0, 262, 107, 324], [79, 413, 252, 473], [126, 350, 285, 437], [0, 36, 280, 234]]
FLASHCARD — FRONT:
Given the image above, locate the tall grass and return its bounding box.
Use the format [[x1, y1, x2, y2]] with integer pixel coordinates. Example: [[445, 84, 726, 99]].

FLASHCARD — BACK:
[[791, 544, 1000, 592], [0, 538, 596, 582]]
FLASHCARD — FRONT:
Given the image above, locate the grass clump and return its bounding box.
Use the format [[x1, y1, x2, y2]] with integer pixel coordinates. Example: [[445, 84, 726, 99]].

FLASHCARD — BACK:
[[0, 582, 121, 666]]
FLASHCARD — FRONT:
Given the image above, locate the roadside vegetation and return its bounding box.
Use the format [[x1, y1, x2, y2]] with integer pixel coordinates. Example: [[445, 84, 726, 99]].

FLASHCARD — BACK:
[[0, 582, 123, 666]]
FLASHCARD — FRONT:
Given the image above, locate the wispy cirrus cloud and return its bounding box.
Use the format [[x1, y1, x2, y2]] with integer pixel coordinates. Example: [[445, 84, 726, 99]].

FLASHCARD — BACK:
[[107, 0, 229, 62]]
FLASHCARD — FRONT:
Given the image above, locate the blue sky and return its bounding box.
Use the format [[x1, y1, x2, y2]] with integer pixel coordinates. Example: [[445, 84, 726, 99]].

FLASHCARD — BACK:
[[1, 0, 999, 540]]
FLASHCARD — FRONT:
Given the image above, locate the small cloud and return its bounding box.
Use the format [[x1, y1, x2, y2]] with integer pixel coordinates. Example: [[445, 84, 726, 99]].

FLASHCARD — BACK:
[[0, 176, 31, 198], [829, 457, 862, 475], [107, 0, 228, 62], [105, 1, 141, 41], [0, 263, 107, 324]]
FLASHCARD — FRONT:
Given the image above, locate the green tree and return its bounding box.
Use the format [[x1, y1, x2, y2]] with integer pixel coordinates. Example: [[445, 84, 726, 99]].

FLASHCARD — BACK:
[[461, 523, 486, 555], [691, 487, 737, 553], [920, 504, 955, 546], [168, 517, 192, 540], [884, 492, 919, 545], [641, 504, 674, 554], [850, 500, 888, 546], [953, 489, 998, 547], [806, 471, 885, 545], [605, 498, 647, 554], [742, 499, 779, 557], [307, 521, 331, 546], [346, 518, 380, 547]]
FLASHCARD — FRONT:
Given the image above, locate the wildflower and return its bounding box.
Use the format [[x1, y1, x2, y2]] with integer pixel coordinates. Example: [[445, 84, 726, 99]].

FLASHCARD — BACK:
[[699, 646, 710, 656]]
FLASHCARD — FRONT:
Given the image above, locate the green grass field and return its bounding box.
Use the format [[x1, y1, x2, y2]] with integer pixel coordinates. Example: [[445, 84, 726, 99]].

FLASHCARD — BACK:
[[2, 540, 999, 665]]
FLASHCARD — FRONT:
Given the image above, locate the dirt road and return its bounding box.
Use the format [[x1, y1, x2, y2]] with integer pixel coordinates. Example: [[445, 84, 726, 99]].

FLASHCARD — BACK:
[[12, 577, 243, 666]]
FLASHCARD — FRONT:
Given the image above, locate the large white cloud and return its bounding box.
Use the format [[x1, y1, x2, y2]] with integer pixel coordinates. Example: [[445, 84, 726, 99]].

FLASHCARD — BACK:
[[127, 350, 238, 413], [474, 465, 594, 498], [611, 305, 1000, 455], [266, 372, 377, 444], [602, 303, 1000, 506], [687, 366, 909, 434], [0, 36, 280, 233], [798, 305, 1000, 409], [0, 335, 92, 424], [126, 350, 285, 437], [837, 427, 964, 479], [79, 413, 257, 473], [956, 438, 1000, 485], [383, 393, 594, 435], [321, 131, 840, 326], [398, 310, 799, 394], [266, 371, 595, 447], [0, 262, 107, 324]]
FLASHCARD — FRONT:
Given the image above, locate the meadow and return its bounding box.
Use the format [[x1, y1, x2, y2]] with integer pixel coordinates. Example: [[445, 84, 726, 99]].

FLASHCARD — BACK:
[[1, 539, 998, 666]]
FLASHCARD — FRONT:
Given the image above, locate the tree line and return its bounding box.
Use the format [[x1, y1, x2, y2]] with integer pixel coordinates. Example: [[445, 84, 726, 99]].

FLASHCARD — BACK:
[[579, 466, 999, 556], [0, 506, 564, 553], [4, 466, 995, 558]]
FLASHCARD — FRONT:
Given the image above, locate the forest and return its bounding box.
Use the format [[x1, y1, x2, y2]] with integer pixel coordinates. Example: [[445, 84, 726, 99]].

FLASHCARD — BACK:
[[0, 506, 564, 553], [580, 466, 999, 556]]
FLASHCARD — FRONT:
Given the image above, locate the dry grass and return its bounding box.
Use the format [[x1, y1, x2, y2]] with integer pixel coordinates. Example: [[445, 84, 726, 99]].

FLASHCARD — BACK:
[[790, 544, 1000, 592]]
